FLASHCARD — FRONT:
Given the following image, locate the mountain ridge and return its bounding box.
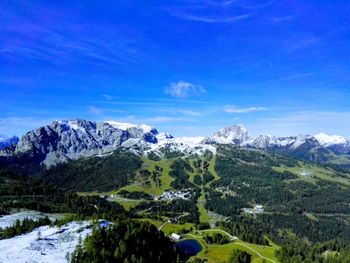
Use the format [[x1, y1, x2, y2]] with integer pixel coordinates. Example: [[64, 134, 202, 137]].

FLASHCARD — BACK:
[[1, 119, 350, 169]]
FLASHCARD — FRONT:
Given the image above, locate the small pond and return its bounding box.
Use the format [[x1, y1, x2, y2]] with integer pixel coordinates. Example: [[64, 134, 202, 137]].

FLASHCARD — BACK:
[[175, 239, 202, 256]]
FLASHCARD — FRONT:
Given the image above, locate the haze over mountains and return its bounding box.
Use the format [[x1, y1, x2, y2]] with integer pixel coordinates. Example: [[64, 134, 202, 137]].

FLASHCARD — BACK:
[[1, 119, 349, 169]]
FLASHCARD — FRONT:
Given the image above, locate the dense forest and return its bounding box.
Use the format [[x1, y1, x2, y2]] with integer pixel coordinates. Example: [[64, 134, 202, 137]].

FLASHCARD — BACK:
[[70, 218, 185, 263], [41, 151, 142, 192], [169, 158, 195, 189], [0, 167, 126, 219]]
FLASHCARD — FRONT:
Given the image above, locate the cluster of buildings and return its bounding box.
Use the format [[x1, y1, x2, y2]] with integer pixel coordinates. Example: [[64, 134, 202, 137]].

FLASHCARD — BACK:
[[156, 189, 191, 201], [242, 204, 264, 214]]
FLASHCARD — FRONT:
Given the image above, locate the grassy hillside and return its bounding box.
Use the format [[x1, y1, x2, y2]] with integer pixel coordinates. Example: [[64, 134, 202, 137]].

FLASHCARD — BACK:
[[116, 157, 174, 195]]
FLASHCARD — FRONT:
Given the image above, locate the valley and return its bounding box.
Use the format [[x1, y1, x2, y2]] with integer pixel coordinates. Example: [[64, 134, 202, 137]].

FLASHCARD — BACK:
[[1, 121, 350, 262]]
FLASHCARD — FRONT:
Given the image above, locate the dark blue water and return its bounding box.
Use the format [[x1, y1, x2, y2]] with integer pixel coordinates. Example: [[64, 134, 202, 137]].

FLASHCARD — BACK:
[[175, 239, 202, 256]]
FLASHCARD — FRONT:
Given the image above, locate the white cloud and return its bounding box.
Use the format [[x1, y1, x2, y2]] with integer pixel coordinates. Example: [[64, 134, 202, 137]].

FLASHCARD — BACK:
[[224, 105, 267, 113], [165, 81, 206, 99]]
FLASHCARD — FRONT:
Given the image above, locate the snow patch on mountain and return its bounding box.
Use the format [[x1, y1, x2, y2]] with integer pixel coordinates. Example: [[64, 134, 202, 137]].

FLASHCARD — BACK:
[[149, 135, 216, 155], [105, 121, 156, 134], [314, 133, 348, 146]]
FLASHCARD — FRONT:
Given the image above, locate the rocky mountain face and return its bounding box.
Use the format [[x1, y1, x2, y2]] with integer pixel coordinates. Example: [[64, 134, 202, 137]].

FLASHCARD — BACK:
[[202, 125, 251, 145], [0, 119, 160, 168], [1, 120, 350, 170]]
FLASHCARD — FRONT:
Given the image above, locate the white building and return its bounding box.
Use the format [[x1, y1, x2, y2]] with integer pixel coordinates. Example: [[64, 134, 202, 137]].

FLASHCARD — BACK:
[[170, 233, 181, 241], [300, 170, 312, 177]]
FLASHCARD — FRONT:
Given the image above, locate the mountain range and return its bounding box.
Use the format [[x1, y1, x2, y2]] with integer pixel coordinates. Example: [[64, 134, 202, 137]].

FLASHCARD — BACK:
[[1, 119, 350, 170]]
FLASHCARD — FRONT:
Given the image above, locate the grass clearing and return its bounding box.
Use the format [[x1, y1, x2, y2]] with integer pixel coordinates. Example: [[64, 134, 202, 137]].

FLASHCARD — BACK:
[[114, 200, 142, 210], [208, 156, 220, 183], [274, 161, 350, 186], [117, 158, 174, 195], [162, 222, 195, 236], [138, 218, 195, 236], [304, 212, 318, 221], [183, 230, 279, 263], [135, 218, 163, 228], [197, 203, 210, 223]]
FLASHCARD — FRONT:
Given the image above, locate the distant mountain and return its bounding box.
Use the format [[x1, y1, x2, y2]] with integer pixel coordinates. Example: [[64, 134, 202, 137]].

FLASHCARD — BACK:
[[314, 133, 350, 154], [1, 120, 350, 170], [0, 135, 19, 150], [203, 125, 350, 167]]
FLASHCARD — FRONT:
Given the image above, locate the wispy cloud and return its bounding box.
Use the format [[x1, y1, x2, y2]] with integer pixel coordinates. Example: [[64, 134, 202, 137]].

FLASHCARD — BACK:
[[224, 105, 267, 113], [197, 0, 237, 7], [154, 107, 206, 117], [171, 109, 204, 117], [269, 15, 296, 23], [248, 111, 350, 137], [88, 106, 104, 116], [239, 0, 277, 10], [173, 12, 251, 23], [102, 94, 114, 101], [1, 3, 145, 70], [165, 81, 206, 99], [112, 115, 196, 125], [286, 35, 322, 51], [144, 116, 195, 123]]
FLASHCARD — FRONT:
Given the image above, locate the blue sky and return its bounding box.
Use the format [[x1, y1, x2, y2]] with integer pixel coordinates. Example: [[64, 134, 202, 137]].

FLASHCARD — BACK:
[[1, 0, 350, 137]]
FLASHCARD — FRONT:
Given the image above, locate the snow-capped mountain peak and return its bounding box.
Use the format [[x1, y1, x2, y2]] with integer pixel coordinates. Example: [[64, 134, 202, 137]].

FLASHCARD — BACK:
[[314, 132, 348, 146], [203, 124, 251, 145]]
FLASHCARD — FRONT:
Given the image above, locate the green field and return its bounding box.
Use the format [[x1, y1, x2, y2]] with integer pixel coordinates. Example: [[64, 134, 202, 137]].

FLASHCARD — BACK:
[[274, 161, 350, 186], [183, 230, 279, 263], [207, 156, 220, 183], [115, 199, 142, 210]]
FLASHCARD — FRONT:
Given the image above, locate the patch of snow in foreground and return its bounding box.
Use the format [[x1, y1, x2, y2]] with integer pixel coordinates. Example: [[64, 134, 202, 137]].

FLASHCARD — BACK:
[[0, 221, 91, 263], [0, 210, 64, 229]]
